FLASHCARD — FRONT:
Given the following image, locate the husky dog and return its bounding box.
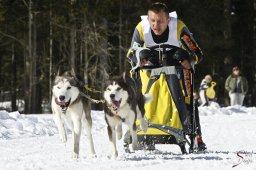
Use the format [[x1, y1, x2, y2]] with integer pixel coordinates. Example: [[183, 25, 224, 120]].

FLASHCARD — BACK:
[[51, 71, 96, 159], [103, 73, 152, 158]]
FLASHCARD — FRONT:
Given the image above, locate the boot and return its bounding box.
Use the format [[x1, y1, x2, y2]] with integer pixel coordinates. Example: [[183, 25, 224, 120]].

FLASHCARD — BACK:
[[197, 136, 207, 151]]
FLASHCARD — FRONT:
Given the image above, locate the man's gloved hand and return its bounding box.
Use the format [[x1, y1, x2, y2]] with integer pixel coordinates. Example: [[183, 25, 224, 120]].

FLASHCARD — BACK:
[[136, 48, 153, 61], [127, 48, 154, 70], [136, 48, 154, 67], [173, 49, 192, 69], [173, 48, 190, 62]]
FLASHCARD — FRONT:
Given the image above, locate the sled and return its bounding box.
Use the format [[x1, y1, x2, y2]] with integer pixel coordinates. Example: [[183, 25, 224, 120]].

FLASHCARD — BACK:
[[125, 44, 200, 154]]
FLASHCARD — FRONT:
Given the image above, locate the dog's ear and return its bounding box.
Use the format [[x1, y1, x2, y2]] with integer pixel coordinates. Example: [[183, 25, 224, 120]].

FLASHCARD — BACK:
[[104, 79, 111, 90], [66, 70, 85, 90], [53, 75, 62, 85], [57, 67, 60, 76], [71, 68, 76, 77], [69, 77, 78, 86], [122, 72, 126, 83], [51, 68, 61, 82]]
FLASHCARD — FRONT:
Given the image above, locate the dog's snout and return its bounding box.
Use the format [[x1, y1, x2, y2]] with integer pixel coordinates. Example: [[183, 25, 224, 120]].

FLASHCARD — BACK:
[[59, 95, 65, 101], [110, 94, 115, 99]]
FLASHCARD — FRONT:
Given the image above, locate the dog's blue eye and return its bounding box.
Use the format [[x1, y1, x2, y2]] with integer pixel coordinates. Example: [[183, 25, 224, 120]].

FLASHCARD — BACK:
[[117, 87, 121, 91], [67, 86, 71, 90]]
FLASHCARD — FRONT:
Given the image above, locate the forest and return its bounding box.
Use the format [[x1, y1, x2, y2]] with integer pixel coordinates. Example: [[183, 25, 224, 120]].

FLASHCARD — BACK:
[[0, 0, 256, 113]]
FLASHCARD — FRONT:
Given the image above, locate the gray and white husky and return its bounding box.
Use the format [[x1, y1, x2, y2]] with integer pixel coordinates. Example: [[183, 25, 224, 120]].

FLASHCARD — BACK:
[[103, 73, 152, 158], [51, 71, 96, 159]]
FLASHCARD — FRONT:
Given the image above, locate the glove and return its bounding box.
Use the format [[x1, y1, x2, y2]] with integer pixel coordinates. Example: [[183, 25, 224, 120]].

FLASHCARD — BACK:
[[128, 47, 154, 70], [135, 47, 153, 61], [173, 49, 190, 62]]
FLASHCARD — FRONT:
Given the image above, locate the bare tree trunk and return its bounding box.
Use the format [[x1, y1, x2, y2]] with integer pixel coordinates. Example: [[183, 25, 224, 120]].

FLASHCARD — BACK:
[[118, 1, 123, 74], [100, 18, 108, 82], [79, 37, 83, 72], [253, 0, 256, 106], [31, 11, 41, 113], [223, 0, 232, 107], [11, 44, 17, 111], [70, 27, 76, 70], [23, 0, 41, 114], [70, 0, 76, 71], [49, 5, 53, 107], [24, 37, 29, 113], [25, 0, 33, 114], [83, 16, 88, 84], [124, 19, 129, 71], [224, 0, 232, 39], [31, 11, 37, 112], [92, 18, 108, 111]]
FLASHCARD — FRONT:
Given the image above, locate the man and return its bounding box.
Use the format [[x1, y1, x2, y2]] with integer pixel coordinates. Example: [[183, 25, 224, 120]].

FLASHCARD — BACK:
[[126, 2, 206, 151], [225, 66, 248, 106]]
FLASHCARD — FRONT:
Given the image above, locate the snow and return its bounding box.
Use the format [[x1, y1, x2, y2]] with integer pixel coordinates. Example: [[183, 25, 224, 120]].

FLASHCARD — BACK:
[[0, 104, 256, 170]]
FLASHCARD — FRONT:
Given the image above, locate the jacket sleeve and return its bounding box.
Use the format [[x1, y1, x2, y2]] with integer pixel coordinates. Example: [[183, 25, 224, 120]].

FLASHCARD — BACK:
[[127, 22, 144, 58], [243, 77, 248, 94], [225, 76, 231, 91], [177, 20, 203, 65]]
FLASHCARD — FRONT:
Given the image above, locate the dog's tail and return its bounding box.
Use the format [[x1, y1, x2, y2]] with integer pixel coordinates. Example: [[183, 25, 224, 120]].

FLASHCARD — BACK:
[[143, 93, 153, 104]]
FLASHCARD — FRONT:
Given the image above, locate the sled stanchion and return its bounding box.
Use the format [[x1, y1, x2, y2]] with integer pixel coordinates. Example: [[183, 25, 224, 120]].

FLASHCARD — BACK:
[[179, 142, 187, 154], [189, 68, 196, 153]]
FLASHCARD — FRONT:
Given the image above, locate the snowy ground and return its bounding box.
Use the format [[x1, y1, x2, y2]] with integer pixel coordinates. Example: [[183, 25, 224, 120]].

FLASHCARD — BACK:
[[0, 104, 256, 170]]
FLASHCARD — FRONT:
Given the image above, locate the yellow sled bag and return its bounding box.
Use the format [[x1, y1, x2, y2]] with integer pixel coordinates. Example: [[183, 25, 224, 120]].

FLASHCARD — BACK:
[[137, 69, 183, 135], [206, 81, 216, 99]]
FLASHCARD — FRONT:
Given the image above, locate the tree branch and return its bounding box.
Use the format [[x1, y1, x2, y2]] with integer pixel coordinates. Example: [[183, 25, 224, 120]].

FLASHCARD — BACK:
[[0, 31, 25, 47]]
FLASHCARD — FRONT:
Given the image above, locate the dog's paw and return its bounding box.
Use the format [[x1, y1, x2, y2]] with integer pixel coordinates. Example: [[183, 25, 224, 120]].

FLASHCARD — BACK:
[[132, 141, 140, 151], [117, 131, 123, 140], [108, 151, 118, 159], [142, 126, 148, 133], [117, 125, 123, 140], [140, 120, 148, 133], [60, 135, 67, 143], [88, 153, 97, 159], [72, 153, 79, 159]]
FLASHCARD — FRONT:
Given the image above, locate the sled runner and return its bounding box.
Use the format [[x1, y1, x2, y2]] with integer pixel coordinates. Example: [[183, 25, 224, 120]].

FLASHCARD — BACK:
[[125, 44, 201, 154]]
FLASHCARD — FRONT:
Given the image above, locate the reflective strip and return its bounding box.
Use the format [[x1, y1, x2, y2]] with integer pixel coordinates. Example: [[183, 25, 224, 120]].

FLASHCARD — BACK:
[[136, 22, 144, 42], [150, 66, 176, 76], [195, 55, 198, 64], [183, 69, 191, 96]]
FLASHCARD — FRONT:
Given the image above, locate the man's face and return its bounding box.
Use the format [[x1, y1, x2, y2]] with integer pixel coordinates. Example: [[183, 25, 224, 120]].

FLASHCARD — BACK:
[[148, 10, 169, 35], [233, 69, 240, 76]]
